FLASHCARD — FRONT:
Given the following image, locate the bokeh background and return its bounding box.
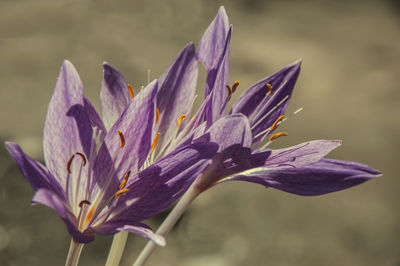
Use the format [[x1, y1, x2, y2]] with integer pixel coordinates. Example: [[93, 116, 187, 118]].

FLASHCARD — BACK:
[[0, 0, 399, 265]]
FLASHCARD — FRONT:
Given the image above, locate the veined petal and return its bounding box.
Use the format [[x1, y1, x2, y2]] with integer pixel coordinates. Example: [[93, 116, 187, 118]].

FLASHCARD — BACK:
[[93, 80, 157, 195], [100, 63, 131, 130], [231, 60, 301, 142], [84, 97, 106, 137], [94, 221, 165, 246], [155, 43, 198, 153], [43, 60, 93, 189], [111, 141, 218, 222], [5, 142, 64, 198], [222, 158, 381, 196]]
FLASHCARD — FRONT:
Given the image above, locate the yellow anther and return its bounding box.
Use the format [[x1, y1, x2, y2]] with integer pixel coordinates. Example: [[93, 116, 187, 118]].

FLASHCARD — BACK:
[[269, 132, 288, 141], [117, 130, 125, 148], [115, 188, 130, 199], [266, 83, 273, 96], [269, 115, 285, 130], [155, 107, 160, 125], [127, 84, 134, 99], [79, 200, 91, 208], [119, 170, 131, 190], [66, 154, 75, 174], [75, 152, 87, 166], [231, 80, 240, 93], [151, 132, 161, 152], [176, 114, 187, 126]]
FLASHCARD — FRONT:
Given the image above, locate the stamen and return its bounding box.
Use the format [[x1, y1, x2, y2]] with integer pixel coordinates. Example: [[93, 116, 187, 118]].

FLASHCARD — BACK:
[[79, 200, 91, 208], [266, 83, 273, 96], [226, 85, 232, 96], [269, 132, 289, 141], [66, 154, 75, 174], [127, 84, 134, 99], [75, 152, 87, 166], [269, 115, 285, 131], [156, 107, 160, 125], [115, 188, 130, 199], [294, 107, 303, 115], [176, 114, 187, 126], [117, 130, 125, 148], [231, 80, 240, 93], [151, 132, 161, 152], [85, 207, 95, 223], [119, 170, 131, 189]]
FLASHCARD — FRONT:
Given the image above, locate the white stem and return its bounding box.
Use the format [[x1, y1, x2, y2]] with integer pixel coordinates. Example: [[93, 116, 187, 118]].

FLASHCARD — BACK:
[[132, 184, 201, 266], [105, 231, 129, 266], [65, 239, 84, 266]]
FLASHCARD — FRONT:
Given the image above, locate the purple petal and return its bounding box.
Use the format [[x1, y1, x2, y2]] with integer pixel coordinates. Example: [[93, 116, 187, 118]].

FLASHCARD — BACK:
[[155, 43, 198, 153], [84, 97, 106, 137], [231, 61, 301, 142], [264, 140, 342, 168], [223, 158, 381, 196], [32, 189, 95, 243], [5, 142, 64, 197], [111, 141, 218, 222], [43, 60, 93, 189], [92, 80, 157, 196], [100, 63, 130, 130], [197, 6, 229, 83], [94, 221, 165, 246]]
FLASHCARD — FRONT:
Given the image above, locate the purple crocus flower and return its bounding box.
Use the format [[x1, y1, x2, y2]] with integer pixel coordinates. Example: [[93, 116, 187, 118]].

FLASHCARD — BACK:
[[5, 60, 219, 244], [187, 6, 381, 194]]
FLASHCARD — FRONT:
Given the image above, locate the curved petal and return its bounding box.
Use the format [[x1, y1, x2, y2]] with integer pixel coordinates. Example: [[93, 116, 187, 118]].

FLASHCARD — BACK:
[[94, 221, 165, 246], [100, 63, 130, 130], [92, 80, 157, 196], [5, 142, 64, 197], [43, 60, 93, 188], [155, 43, 198, 154], [111, 141, 218, 222], [231, 60, 301, 142], [223, 158, 381, 196]]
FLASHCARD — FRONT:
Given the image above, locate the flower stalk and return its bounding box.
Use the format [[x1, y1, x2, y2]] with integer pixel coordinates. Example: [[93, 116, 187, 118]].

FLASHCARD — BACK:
[[105, 231, 129, 266], [65, 239, 84, 266]]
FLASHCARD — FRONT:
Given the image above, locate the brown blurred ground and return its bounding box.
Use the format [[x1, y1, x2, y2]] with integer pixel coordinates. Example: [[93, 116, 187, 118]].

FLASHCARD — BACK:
[[0, 0, 399, 265]]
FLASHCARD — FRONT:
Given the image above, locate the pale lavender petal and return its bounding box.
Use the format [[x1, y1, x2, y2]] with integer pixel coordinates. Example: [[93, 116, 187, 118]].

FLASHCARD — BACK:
[[112, 141, 218, 222], [223, 158, 381, 196], [43, 60, 93, 188], [84, 97, 106, 136], [94, 221, 165, 246], [5, 142, 64, 198], [231, 61, 301, 142], [32, 189, 95, 243], [155, 43, 198, 153], [100, 63, 130, 130], [92, 80, 157, 196], [264, 140, 342, 168]]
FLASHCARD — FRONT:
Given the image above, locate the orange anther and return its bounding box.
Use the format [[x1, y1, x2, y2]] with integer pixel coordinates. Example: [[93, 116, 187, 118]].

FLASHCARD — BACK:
[[176, 114, 187, 126], [115, 188, 130, 199], [66, 154, 75, 174], [269, 115, 285, 131], [119, 170, 131, 189], [127, 84, 134, 99], [75, 152, 87, 166], [117, 130, 125, 148], [156, 107, 160, 125], [266, 83, 273, 96], [269, 132, 288, 141], [151, 132, 161, 152]]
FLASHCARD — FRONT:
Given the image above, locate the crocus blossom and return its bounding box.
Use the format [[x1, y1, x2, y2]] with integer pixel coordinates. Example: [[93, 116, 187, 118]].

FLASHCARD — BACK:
[[5, 60, 219, 244], [188, 6, 381, 194]]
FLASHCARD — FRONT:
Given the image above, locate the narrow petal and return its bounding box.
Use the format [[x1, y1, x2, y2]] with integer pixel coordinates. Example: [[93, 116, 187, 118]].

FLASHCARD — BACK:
[[223, 158, 381, 196], [111, 141, 218, 222], [231, 61, 301, 142], [100, 63, 130, 130], [92, 80, 157, 196], [84, 97, 106, 137], [32, 189, 95, 243], [155, 43, 198, 153], [94, 221, 165, 246], [197, 6, 229, 80], [43, 60, 93, 188]]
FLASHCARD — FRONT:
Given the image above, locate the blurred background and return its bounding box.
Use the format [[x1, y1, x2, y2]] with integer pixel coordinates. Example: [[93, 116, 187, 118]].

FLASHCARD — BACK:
[[0, 0, 399, 265]]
